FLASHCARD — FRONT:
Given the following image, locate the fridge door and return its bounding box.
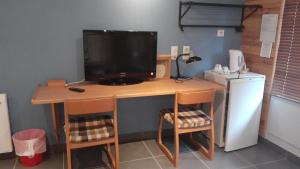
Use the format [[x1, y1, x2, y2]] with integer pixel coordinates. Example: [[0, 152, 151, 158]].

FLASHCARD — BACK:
[[224, 77, 265, 151]]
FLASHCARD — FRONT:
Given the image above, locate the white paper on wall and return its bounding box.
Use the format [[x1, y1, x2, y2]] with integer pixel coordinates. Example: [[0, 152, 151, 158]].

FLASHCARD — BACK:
[[259, 14, 278, 58], [260, 14, 278, 43], [260, 31, 276, 43], [260, 42, 273, 58]]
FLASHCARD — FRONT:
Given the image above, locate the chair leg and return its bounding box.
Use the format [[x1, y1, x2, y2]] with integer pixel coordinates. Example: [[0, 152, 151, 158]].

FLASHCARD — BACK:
[[173, 130, 179, 167], [157, 113, 163, 144], [208, 125, 215, 160], [66, 145, 72, 169], [105, 143, 117, 169], [187, 129, 215, 160], [114, 140, 120, 169], [157, 113, 178, 167]]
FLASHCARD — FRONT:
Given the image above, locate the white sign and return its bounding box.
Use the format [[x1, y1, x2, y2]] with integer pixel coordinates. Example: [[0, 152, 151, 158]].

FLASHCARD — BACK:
[[260, 43, 273, 58], [260, 14, 278, 43], [260, 14, 278, 58]]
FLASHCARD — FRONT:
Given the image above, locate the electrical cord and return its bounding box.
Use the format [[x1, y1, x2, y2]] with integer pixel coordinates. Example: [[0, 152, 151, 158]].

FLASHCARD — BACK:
[[238, 71, 241, 79]]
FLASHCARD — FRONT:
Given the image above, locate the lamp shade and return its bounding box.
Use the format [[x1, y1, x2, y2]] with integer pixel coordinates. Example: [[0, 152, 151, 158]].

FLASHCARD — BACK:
[[186, 56, 202, 64]]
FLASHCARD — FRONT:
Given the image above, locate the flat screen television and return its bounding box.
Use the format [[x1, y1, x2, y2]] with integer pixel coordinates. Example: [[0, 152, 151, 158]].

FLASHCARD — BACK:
[[83, 30, 157, 85]]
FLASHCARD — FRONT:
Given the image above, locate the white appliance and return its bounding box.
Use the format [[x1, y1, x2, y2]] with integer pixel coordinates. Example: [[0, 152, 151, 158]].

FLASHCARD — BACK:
[[0, 94, 13, 154], [229, 49, 245, 73], [205, 71, 265, 151]]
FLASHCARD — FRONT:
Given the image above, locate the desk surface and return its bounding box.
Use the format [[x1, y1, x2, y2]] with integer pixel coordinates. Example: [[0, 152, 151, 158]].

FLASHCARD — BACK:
[[32, 79, 224, 105]]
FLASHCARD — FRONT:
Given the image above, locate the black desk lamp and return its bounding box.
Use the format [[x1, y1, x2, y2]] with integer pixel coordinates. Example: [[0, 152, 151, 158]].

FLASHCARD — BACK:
[[175, 53, 202, 79]]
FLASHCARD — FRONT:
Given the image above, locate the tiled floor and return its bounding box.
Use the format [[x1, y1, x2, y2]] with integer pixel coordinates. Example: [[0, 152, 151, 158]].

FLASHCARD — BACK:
[[1, 139, 299, 169]]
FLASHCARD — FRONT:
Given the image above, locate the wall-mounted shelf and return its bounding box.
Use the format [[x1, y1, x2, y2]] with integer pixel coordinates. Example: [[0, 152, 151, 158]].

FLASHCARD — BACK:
[[179, 1, 263, 32]]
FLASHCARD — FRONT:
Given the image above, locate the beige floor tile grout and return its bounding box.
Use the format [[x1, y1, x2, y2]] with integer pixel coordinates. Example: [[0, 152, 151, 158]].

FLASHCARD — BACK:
[[233, 151, 257, 169], [233, 150, 287, 169], [235, 165, 258, 169], [12, 158, 17, 169], [142, 141, 163, 169], [9, 140, 293, 169], [153, 154, 166, 158], [120, 156, 154, 164], [253, 158, 287, 167], [182, 142, 211, 169]]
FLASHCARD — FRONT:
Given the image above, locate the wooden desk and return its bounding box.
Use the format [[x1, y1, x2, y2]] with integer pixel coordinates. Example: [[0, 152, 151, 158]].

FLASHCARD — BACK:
[[32, 79, 224, 142]]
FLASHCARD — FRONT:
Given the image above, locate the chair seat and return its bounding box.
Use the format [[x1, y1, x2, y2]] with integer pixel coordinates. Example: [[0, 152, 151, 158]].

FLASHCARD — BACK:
[[162, 107, 211, 128], [68, 115, 114, 143]]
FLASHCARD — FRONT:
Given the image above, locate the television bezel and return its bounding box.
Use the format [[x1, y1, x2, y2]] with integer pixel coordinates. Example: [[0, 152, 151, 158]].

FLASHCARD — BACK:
[[83, 30, 158, 84]]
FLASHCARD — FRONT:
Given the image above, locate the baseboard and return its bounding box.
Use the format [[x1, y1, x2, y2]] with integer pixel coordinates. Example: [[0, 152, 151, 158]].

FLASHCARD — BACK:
[[265, 133, 300, 157], [259, 136, 300, 165], [258, 136, 288, 155], [2, 129, 173, 160], [0, 152, 15, 160], [119, 129, 173, 143], [287, 153, 300, 166], [47, 129, 174, 153]]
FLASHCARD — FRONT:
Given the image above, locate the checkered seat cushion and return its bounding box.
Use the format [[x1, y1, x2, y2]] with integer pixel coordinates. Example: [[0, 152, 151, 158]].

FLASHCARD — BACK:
[[68, 115, 114, 143], [162, 107, 211, 128]]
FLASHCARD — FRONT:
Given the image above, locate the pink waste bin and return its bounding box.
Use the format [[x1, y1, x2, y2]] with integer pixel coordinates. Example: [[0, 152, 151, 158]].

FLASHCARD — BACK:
[[12, 129, 46, 167]]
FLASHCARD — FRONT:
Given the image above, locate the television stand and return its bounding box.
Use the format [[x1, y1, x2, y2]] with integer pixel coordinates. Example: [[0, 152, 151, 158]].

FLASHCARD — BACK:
[[98, 78, 145, 86]]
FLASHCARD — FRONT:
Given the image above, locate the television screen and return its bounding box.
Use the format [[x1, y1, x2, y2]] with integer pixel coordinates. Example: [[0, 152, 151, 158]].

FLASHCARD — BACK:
[[83, 30, 157, 85]]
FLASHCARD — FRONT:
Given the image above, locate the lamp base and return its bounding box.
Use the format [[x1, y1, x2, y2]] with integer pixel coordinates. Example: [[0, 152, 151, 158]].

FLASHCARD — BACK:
[[171, 76, 193, 80]]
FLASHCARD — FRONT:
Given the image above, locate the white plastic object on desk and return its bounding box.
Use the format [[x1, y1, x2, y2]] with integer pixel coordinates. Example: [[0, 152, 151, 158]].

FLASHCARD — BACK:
[[229, 49, 245, 73]]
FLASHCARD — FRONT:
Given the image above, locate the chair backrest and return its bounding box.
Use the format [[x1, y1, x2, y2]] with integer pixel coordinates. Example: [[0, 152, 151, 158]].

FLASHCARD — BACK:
[[177, 89, 215, 105], [64, 97, 115, 115]]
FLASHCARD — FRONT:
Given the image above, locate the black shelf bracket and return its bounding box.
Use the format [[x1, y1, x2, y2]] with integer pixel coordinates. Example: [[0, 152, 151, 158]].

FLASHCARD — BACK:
[[178, 1, 263, 32]]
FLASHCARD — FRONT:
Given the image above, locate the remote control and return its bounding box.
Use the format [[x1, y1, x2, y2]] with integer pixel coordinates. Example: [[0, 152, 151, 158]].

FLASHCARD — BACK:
[[68, 87, 85, 93]]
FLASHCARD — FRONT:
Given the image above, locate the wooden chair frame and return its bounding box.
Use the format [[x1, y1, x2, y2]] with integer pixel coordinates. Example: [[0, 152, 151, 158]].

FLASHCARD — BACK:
[[157, 89, 215, 167], [64, 97, 119, 169]]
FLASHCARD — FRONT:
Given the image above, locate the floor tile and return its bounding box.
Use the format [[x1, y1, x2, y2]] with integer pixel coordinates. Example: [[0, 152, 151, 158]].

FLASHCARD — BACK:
[[144, 139, 165, 156], [120, 158, 160, 169], [258, 140, 287, 156], [119, 141, 152, 162], [235, 143, 286, 165], [25, 140, 298, 169], [15, 153, 63, 169], [287, 153, 300, 166], [199, 148, 252, 169], [161, 137, 190, 154], [71, 146, 111, 169], [182, 132, 209, 150], [0, 158, 16, 169], [156, 152, 208, 169], [256, 159, 300, 169]]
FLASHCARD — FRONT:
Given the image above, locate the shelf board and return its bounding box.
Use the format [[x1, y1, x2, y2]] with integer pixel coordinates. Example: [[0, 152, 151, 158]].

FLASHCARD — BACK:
[[178, 1, 262, 32]]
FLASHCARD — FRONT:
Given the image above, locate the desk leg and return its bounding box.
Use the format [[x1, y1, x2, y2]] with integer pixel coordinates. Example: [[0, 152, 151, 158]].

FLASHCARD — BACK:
[[51, 103, 61, 143]]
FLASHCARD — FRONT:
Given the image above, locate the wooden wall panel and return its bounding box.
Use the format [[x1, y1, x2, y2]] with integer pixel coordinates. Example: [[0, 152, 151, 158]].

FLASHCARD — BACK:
[[241, 0, 285, 136]]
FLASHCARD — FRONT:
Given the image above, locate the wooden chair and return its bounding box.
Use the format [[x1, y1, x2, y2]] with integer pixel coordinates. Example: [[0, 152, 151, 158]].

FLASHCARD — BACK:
[[157, 89, 215, 167], [64, 96, 119, 169]]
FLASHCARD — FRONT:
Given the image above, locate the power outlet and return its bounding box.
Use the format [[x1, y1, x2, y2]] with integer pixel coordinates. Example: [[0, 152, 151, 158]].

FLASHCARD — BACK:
[[217, 29, 225, 37], [171, 46, 178, 60], [182, 46, 191, 60]]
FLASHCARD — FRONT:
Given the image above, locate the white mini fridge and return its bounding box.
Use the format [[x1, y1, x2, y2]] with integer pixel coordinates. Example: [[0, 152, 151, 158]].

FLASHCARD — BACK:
[[205, 71, 265, 151]]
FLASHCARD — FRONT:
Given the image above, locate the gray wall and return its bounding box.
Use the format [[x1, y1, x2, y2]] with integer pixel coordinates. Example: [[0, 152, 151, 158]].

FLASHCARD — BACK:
[[0, 0, 243, 144]]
